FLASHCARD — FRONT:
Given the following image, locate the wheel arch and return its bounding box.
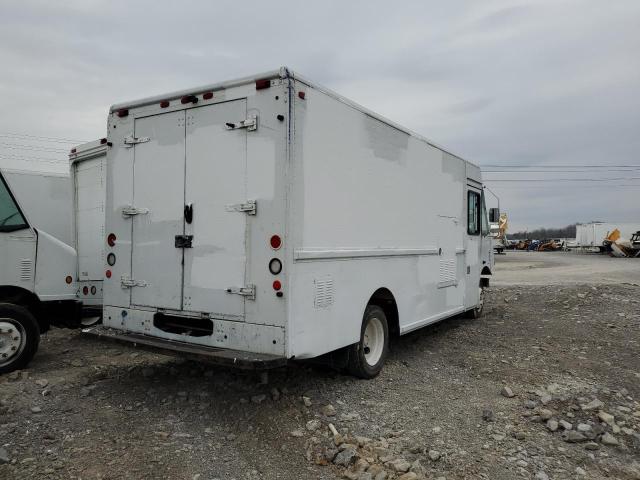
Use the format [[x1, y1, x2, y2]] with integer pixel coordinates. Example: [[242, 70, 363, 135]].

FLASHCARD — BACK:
[[366, 287, 399, 337], [0, 285, 48, 332]]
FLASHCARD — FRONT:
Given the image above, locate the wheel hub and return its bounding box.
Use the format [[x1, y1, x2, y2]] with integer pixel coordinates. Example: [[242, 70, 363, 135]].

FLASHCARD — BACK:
[[363, 317, 384, 366], [0, 319, 26, 364]]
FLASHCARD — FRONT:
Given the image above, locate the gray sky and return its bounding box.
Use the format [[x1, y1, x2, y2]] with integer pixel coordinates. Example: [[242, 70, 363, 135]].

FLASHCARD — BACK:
[[1, 0, 638, 232]]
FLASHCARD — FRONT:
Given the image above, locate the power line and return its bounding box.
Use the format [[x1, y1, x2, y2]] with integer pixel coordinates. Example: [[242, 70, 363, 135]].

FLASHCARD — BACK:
[[484, 177, 640, 182], [0, 132, 87, 144], [0, 142, 69, 153], [480, 164, 640, 168]]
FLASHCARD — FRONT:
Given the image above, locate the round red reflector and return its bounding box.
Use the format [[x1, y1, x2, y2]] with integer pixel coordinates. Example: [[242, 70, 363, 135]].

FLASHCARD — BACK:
[[203, 92, 213, 100], [107, 233, 117, 247], [160, 100, 170, 108], [270, 235, 282, 250], [272, 280, 282, 291], [65, 276, 73, 284], [105, 270, 112, 279], [83, 286, 89, 295]]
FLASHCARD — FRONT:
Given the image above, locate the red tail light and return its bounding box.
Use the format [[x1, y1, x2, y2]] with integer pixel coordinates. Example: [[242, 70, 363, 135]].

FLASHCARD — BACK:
[[105, 270, 112, 279], [107, 233, 117, 247], [270, 235, 282, 250], [83, 286, 89, 295], [272, 280, 282, 291]]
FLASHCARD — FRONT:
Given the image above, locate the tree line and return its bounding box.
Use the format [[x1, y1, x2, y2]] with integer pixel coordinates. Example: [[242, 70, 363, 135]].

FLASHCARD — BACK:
[[509, 224, 577, 240]]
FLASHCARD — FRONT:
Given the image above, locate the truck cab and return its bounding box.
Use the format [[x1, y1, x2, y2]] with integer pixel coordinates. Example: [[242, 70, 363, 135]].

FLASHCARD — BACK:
[[0, 169, 80, 374]]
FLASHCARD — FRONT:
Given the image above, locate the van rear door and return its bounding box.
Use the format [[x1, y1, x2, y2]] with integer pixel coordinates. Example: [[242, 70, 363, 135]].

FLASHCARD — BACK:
[[129, 101, 249, 318]]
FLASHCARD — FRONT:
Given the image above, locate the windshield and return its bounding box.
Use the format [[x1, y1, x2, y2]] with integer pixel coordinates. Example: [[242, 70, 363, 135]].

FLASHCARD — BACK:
[[0, 174, 28, 232]]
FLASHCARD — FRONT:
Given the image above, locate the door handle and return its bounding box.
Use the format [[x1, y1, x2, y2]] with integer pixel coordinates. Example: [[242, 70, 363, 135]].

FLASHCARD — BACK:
[[184, 203, 193, 224]]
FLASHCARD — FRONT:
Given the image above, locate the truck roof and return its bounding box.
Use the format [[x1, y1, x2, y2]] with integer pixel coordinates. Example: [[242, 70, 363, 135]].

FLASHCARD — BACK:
[[69, 138, 108, 165], [109, 67, 480, 170]]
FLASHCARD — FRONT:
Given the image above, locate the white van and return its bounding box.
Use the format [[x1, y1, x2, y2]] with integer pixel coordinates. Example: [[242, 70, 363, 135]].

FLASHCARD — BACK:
[[70, 139, 108, 324], [0, 168, 80, 373], [94, 67, 493, 377]]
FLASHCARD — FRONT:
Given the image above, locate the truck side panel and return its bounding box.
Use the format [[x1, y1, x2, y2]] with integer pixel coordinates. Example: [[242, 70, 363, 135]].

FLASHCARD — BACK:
[[288, 80, 469, 358]]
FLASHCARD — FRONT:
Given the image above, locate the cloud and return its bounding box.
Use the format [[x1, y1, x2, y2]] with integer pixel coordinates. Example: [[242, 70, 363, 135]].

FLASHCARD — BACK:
[[0, 0, 638, 230]]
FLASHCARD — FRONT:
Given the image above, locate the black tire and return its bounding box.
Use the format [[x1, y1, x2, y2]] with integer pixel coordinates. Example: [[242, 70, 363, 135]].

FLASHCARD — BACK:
[[466, 287, 486, 319], [0, 303, 40, 375], [347, 305, 389, 379]]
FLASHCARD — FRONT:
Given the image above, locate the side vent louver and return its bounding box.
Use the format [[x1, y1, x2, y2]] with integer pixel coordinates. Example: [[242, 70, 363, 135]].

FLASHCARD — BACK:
[[314, 276, 334, 309], [20, 258, 33, 281]]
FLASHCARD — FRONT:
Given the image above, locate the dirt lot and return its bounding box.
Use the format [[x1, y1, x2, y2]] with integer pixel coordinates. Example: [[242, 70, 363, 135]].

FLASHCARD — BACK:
[[1, 252, 639, 480]]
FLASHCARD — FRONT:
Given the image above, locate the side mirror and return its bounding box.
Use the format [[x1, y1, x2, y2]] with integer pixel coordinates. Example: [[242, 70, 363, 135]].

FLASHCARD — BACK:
[[489, 207, 500, 223]]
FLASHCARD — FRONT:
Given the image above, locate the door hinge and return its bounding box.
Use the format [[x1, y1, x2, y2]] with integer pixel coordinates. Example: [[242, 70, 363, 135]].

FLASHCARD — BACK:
[[225, 200, 256, 215], [122, 205, 150, 217], [124, 135, 151, 147], [121, 276, 148, 288], [225, 285, 256, 300], [225, 115, 257, 132]]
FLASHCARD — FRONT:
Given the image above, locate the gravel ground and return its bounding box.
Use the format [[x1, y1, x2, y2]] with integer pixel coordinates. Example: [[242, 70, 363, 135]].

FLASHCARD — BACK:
[[1, 253, 639, 480]]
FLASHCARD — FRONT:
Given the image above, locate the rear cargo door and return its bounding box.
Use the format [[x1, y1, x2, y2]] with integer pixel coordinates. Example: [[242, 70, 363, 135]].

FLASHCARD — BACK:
[[130, 111, 186, 310], [74, 157, 105, 281], [183, 100, 248, 317]]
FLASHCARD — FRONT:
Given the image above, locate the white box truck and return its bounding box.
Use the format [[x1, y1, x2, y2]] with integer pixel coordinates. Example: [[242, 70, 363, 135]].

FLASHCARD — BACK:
[[69, 139, 108, 325], [91, 67, 493, 378], [576, 222, 640, 251], [0, 168, 80, 373]]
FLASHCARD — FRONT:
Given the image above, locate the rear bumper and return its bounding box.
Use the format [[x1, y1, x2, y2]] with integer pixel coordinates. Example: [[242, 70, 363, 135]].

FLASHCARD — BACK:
[[81, 325, 288, 370]]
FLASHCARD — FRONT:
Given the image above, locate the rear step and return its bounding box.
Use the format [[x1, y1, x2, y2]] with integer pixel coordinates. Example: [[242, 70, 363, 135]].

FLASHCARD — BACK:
[[82, 326, 287, 370]]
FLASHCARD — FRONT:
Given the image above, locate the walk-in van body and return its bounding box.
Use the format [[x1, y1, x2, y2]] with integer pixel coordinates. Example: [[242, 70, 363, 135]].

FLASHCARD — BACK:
[[0, 168, 80, 373], [96, 68, 493, 377]]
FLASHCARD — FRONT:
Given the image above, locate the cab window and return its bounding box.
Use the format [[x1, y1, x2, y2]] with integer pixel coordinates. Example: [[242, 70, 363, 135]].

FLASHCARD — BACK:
[[480, 190, 489, 236], [0, 175, 28, 232], [467, 191, 480, 235]]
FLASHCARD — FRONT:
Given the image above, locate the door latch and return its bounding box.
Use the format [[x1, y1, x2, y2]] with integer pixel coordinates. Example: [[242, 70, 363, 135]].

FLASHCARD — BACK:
[[121, 276, 148, 288], [225, 200, 256, 215], [175, 235, 193, 248], [123, 135, 151, 147], [225, 285, 256, 300], [225, 115, 258, 132], [122, 206, 149, 217]]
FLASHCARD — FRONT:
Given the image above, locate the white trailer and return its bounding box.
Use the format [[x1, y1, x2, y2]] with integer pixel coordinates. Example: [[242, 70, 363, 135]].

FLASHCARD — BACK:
[[0, 168, 80, 373], [576, 222, 640, 250], [69, 139, 108, 324], [93, 67, 493, 377]]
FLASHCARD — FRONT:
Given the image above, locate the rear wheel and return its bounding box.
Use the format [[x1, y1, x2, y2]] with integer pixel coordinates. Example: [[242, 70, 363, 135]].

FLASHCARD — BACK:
[[347, 305, 389, 379], [0, 303, 40, 374], [467, 287, 486, 319]]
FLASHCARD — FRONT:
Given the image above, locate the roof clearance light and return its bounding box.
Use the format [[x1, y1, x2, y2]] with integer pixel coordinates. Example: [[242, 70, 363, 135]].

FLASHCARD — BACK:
[[255, 79, 271, 90], [116, 109, 129, 118], [298, 91, 306, 100], [270, 235, 282, 250], [100, 138, 107, 144], [70, 148, 77, 154], [181, 95, 198, 104], [160, 100, 170, 108], [203, 92, 213, 100]]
